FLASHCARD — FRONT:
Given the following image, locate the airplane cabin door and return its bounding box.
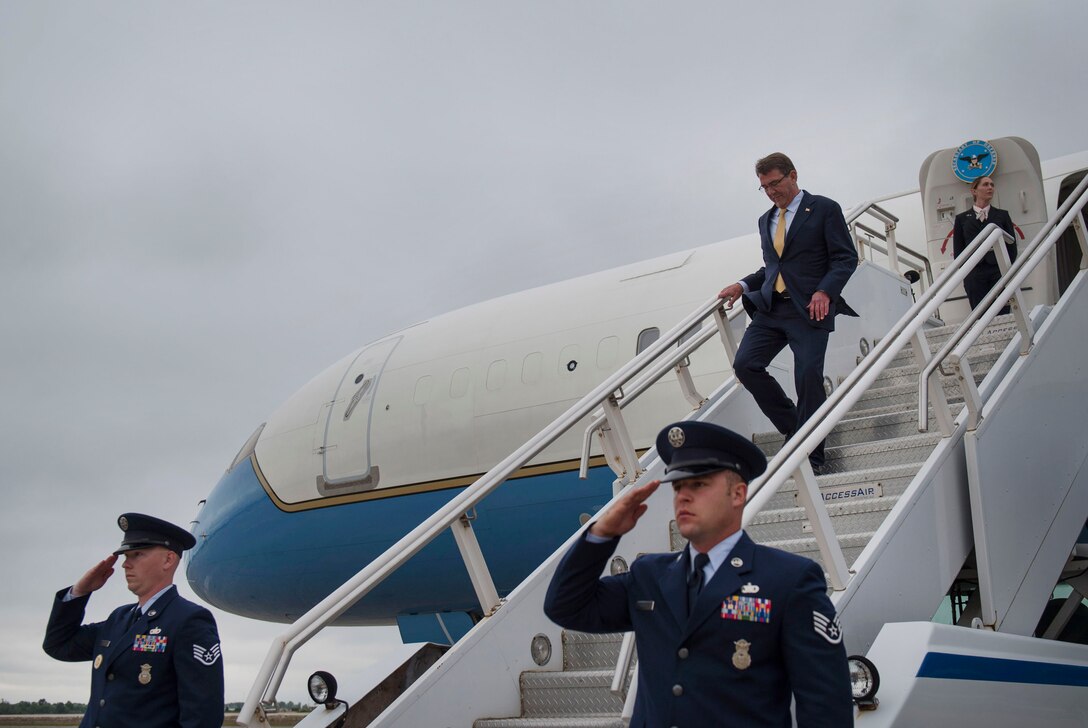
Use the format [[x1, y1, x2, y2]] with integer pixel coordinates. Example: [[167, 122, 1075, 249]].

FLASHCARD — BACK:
[[319, 336, 401, 494], [919, 136, 1050, 323]]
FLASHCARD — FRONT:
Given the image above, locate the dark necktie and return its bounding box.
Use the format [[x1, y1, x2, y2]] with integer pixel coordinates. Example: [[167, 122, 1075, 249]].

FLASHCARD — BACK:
[[687, 552, 710, 616], [128, 606, 141, 630]]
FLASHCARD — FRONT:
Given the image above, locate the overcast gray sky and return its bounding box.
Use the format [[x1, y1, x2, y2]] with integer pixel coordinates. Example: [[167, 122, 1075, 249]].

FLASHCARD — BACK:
[[2, 0, 1086, 706]]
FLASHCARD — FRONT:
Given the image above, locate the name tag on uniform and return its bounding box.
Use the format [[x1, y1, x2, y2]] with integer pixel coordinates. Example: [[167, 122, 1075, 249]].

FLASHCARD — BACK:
[[721, 596, 772, 623], [133, 634, 168, 652]]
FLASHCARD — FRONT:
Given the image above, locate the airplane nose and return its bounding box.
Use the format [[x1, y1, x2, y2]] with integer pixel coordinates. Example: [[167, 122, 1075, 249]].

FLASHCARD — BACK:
[[186, 456, 265, 605]]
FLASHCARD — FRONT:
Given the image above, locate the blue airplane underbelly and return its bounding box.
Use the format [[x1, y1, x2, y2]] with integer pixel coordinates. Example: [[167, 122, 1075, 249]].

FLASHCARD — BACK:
[[187, 458, 617, 624]]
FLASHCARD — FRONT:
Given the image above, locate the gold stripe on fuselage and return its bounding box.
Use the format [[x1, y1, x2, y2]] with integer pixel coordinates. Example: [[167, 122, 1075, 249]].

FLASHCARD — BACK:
[[251, 452, 645, 513]]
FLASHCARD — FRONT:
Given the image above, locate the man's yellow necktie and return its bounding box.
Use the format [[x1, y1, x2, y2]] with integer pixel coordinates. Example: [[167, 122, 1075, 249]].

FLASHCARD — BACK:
[[773, 207, 787, 293]]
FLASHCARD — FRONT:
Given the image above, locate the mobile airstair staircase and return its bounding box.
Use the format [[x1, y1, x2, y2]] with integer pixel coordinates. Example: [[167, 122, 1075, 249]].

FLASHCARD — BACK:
[[238, 177, 1088, 728]]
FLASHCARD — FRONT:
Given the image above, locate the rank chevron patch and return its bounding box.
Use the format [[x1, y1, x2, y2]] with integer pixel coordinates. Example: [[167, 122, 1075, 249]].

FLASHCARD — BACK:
[[813, 611, 842, 644], [193, 643, 222, 666]]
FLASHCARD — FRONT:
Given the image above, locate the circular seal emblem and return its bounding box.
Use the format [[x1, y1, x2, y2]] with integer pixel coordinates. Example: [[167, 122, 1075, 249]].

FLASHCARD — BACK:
[[952, 139, 997, 183], [667, 426, 686, 448], [118, 516, 129, 531], [93, 654, 103, 670]]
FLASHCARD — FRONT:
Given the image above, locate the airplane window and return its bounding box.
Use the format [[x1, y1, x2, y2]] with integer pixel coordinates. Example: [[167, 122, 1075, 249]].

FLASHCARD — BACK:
[[522, 351, 543, 384], [597, 336, 619, 369], [637, 327, 660, 354], [486, 359, 507, 391], [559, 344, 581, 374], [450, 367, 471, 399], [413, 375, 433, 405]]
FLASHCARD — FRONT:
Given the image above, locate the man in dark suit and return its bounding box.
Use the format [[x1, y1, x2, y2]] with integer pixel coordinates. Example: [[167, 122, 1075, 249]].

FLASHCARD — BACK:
[[43, 513, 225, 728], [719, 153, 857, 472], [953, 175, 1017, 313], [544, 421, 852, 727]]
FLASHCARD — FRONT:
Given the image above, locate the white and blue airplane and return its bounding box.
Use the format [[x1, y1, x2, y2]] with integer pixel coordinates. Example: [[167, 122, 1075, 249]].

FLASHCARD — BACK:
[[186, 139, 1088, 664]]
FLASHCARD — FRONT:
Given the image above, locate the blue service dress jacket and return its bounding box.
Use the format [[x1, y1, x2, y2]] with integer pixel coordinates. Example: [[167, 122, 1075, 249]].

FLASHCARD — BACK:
[[741, 191, 859, 331], [544, 531, 853, 728], [43, 585, 225, 728]]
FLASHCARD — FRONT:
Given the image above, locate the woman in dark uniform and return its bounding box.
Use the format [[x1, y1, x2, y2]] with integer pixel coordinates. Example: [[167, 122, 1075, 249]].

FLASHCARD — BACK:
[[952, 175, 1017, 313]]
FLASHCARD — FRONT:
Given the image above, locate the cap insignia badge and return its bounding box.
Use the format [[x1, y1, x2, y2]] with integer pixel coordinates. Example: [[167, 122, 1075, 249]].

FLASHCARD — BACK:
[[118, 516, 129, 531], [668, 427, 686, 448]]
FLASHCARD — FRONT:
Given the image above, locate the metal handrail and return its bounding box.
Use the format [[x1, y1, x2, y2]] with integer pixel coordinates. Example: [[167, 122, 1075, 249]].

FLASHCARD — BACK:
[[918, 175, 1088, 430], [845, 199, 900, 226], [854, 221, 935, 290], [237, 294, 736, 726], [846, 199, 908, 276], [578, 305, 744, 479]]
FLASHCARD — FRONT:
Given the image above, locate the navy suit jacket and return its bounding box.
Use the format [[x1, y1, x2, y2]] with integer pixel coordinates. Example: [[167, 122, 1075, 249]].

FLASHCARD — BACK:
[[952, 206, 1017, 273], [544, 531, 853, 728], [43, 585, 224, 728], [741, 191, 858, 331]]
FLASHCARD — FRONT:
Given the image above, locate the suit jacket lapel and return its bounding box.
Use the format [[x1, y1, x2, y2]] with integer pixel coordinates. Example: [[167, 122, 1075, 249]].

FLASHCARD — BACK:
[[658, 551, 690, 626], [784, 191, 815, 249], [759, 208, 774, 249], [103, 604, 140, 668]]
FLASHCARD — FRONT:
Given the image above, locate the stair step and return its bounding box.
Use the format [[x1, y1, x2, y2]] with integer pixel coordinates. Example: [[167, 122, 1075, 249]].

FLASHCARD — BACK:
[[872, 349, 1001, 390], [762, 463, 919, 511], [842, 400, 964, 423], [852, 376, 971, 411], [561, 631, 624, 670], [885, 318, 1017, 367], [520, 669, 625, 717], [755, 410, 929, 453], [760, 532, 875, 570], [809, 433, 942, 475], [476, 717, 628, 728], [747, 495, 901, 544]]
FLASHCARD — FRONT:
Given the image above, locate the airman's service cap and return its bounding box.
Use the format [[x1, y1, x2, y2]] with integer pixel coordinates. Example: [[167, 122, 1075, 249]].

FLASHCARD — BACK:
[[113, 513, 196, 556], [655, 421, 767, 483]]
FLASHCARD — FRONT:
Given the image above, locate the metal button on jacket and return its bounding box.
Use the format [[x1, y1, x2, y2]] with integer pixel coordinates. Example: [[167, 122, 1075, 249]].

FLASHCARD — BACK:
[[677, 647, 689, 659], [672, 684, 683, 696]]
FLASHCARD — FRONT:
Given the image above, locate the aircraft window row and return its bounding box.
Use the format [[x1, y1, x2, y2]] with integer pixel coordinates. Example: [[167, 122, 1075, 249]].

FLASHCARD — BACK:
[[415, 332, 658, 403]]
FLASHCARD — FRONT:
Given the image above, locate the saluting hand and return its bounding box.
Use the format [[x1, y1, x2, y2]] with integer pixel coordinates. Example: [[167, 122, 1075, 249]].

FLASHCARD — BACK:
[[71, 554, 118, 597], [589, 480, 661, 539]]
